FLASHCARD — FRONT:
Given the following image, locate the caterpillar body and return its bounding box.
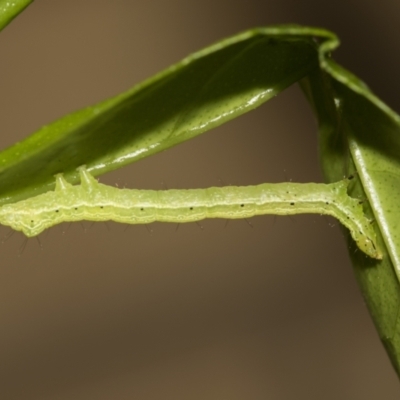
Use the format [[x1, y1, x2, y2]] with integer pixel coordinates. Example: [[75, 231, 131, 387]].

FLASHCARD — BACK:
[[0, 167, 381, 259]]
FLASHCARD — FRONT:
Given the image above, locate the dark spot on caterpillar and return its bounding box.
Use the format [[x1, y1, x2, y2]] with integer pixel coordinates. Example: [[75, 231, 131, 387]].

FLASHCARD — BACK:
[[189, 207, 193, 210], [140, 208, 144, 211], [75, 207, 78, 210], [240, 204, 244, 207], [100, 206, 104, 209], [290, 202, 295, 206], [326, 202, 329, 205], [55, 210, 59, 213], [348, 175, 354, 180]]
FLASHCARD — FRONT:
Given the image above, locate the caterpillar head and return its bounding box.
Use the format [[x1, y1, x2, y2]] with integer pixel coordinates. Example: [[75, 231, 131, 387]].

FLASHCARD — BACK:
[[357, 235, 382, 260]]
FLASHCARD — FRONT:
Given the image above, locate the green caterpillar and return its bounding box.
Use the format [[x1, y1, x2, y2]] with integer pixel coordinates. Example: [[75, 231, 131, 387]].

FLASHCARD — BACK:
[[0, 167, 381, 259]]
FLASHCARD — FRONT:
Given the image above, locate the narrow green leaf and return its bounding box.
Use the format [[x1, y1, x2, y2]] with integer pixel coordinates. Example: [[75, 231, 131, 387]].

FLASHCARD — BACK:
[[0, 0, 33, 32], [300, 32, 400, 375]]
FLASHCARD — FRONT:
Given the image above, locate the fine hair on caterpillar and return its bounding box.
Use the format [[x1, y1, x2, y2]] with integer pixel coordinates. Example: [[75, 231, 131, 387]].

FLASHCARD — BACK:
[[0, 166, 382, 260]]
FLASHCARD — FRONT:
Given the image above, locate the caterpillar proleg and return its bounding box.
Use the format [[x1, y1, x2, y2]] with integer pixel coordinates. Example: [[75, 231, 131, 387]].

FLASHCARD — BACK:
[[0, 167, 382, 259]]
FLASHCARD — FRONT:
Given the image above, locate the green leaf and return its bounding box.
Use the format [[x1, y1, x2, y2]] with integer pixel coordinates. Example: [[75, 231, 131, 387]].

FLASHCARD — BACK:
[[0, 0, 33, 32], [0, 27, 319, 204], [1, 20, 400, 376], [300, 32, 400, 375]]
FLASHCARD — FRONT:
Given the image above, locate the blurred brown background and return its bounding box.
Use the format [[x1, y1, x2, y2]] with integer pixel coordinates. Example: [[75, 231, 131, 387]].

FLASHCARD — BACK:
[[0, 1, 399, 399]]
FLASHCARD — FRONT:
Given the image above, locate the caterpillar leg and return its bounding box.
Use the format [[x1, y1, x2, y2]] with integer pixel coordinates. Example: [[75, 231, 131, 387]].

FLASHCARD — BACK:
[[54, 173, 73, 191], [77, 166, 99, 189]]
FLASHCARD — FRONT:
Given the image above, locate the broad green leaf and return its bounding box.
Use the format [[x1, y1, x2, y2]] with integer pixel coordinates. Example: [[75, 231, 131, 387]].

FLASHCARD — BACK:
[[0, 16, 400, 376], [0, 28, 318, 204]]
